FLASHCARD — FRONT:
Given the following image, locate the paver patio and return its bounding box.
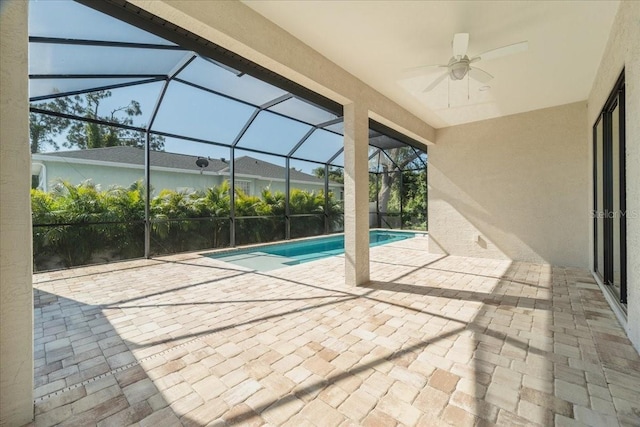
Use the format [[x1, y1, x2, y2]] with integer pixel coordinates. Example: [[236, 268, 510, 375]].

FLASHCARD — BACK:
[[28, 237, 640, 426]]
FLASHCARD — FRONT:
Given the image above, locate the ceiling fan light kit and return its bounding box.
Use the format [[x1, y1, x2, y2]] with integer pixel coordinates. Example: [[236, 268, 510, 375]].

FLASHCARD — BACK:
[[448, 56, 471, 80]]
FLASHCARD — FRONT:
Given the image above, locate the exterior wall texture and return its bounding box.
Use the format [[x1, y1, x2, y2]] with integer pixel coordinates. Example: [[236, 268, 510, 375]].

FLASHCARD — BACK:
[[36, 161, 221, 194], [0, 1, 34, 425], [34, 160, 338, 197], [587, 0, 640, 352], [343, 103, 370, 286], [36, 161, 147, 191], [429, 102, 589, 268]]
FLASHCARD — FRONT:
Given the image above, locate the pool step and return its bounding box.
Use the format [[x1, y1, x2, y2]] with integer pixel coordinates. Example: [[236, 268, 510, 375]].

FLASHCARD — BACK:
[[214, 251, 299, 271]]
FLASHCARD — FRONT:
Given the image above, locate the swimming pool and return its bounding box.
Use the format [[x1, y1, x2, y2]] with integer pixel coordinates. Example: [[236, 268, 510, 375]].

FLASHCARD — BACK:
[[209, 230, 418, 271]]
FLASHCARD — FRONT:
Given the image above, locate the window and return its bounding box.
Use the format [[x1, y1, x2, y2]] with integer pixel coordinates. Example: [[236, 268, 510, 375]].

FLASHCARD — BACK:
[[593, 71, 626, 305], [236, 180, 251, 195]]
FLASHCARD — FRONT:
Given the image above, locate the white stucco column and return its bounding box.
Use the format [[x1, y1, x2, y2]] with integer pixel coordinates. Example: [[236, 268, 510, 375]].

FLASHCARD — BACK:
[[1, 1, 34, 425], [343, 103, 370, 286]]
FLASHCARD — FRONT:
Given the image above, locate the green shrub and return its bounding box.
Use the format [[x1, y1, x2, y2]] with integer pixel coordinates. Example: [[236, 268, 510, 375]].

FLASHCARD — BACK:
[[32, 180, 343, 270]]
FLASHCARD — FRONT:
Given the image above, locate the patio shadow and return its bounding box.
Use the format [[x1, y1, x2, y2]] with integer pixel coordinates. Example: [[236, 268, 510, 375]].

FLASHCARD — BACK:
[[32, 289, 179, 426]]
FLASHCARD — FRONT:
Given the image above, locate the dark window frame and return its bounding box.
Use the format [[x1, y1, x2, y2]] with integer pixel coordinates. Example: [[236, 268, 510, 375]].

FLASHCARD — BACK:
[[593, 70, 626, 305]]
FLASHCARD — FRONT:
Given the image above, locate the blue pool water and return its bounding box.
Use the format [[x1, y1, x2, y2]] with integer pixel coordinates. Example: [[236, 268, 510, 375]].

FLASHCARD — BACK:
[[209, 230, 417, 271]]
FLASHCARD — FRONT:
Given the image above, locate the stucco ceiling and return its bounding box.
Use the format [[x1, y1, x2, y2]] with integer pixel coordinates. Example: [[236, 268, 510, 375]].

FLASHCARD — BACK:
[[242, 1, 619, 129]]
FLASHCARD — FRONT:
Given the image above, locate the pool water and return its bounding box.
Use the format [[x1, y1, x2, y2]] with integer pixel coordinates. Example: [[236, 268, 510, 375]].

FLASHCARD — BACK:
[[209, 230, 417, 271]]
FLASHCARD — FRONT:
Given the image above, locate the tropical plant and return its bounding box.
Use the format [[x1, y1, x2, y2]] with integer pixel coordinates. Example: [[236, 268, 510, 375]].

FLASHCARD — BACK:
[[204, 181, 231, 248], [289, 188, 324, 238], [401, 169, 427, 230], [32, 180, 106, 267], [31, 180, 346, 270], [234, 187, 280, 244], [151, 189, 206, 253], [312, 166, 344, 184], [372, 147, 424, 214], [103, 181, 146, 257]]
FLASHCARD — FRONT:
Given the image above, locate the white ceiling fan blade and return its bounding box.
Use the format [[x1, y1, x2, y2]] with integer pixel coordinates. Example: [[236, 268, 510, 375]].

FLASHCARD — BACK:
[[422, 72, 448, 93], [452, 33, 469, 58], [469, 67, 493, 83], [472, 41, 528, 62]]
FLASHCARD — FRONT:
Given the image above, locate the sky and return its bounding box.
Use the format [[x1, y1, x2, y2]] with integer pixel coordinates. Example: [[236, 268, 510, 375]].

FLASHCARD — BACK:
[[28, 0, 346, 175], [28, 0, 425, 176]]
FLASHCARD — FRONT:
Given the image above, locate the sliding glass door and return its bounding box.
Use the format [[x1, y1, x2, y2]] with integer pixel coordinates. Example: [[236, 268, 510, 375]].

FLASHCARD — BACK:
[[593, 71, 626, 305]]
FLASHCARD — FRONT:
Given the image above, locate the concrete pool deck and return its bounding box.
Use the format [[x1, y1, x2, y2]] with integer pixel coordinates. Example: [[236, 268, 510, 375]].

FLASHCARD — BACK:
[[29, 237, 640, 426]]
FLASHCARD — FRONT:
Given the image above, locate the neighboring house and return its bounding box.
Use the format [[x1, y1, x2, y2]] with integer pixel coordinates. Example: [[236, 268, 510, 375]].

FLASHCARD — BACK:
[[31, 146, 343, 198]]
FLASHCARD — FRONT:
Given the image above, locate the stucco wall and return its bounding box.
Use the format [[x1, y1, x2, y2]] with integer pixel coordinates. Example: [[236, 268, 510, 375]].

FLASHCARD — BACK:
[[0, 1, 34, 425], [587, 0, 640, 352], [153, 169, 220, 194], [36, 160, 338, 199], [37, 161, 222, 194], [429, 101, 589, 268], [343, 103, 371, 286], [38, 161, 145, 191]]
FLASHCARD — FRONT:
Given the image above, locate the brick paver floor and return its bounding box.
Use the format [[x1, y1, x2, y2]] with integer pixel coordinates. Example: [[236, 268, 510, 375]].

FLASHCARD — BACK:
[[28, 237, 640, 426]]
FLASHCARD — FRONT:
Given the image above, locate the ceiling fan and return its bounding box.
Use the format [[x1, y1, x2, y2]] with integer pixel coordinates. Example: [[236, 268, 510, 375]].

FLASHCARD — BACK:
[[406, 33, 528, 93]]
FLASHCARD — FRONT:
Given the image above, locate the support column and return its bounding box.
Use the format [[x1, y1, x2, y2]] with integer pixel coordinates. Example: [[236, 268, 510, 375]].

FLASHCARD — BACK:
[[230, 146, 236, 247], [1, 1, 34, 425], [285, 157, 291, 240], [144, 131, 151, 257], [324, 164, 330, 234], [343, 103, 370, 286]]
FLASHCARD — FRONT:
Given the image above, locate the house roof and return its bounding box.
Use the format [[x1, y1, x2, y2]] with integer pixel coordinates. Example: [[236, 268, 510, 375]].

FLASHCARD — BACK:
[[229, 156, 325, 183], [35, 146, 330, 184], [37, 146, 226, 173]]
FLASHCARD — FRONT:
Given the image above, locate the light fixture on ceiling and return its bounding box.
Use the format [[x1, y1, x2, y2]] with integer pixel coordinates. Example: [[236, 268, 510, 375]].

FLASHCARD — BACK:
[[402, 33, 527, 107], [448, 56, 471, 80]]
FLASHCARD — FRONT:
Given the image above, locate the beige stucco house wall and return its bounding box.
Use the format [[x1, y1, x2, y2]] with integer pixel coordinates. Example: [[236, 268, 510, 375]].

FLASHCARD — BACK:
[[428, 0, 639, 352], [429, 101, 589, 268], [0, 2, 33, 425], [31, 156, 340, 198], [586, 0, 640, 352]]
